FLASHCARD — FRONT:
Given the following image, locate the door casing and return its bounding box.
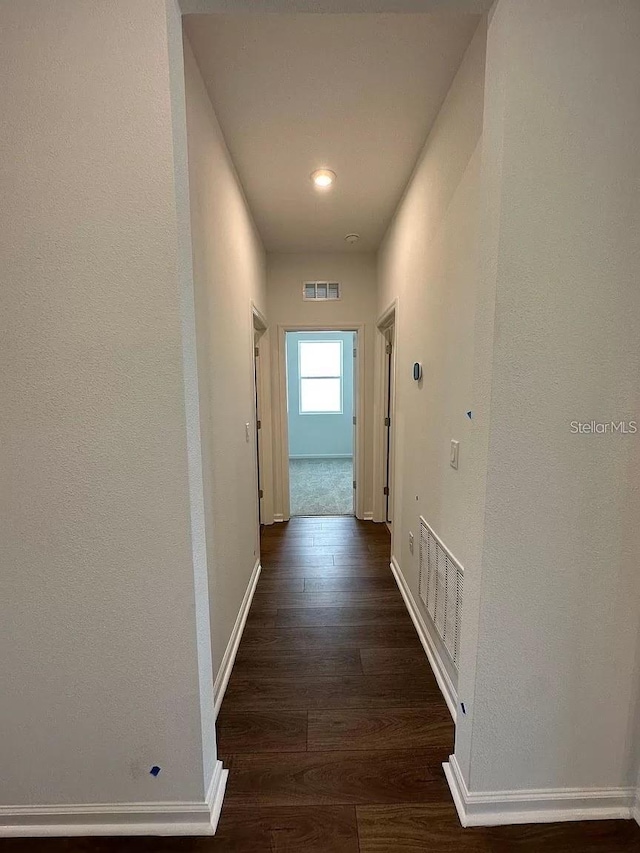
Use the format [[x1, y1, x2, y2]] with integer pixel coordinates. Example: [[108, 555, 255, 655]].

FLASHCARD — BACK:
[[276, 323, 366, 521]]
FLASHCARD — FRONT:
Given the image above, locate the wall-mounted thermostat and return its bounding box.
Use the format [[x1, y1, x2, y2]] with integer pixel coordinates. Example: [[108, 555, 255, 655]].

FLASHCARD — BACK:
[[413, 362, 422, 382]]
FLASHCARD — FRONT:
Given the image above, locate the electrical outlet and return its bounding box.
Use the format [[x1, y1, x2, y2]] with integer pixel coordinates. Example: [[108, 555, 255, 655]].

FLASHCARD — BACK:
[[408, 531, 414, 554]]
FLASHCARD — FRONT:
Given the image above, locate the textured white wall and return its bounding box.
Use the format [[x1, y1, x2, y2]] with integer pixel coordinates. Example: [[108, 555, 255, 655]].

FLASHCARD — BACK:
[[267, 253, 377, 518], [377, 22, 486, 686], [0, 0, 214, 806], [457, 0, 640, 793], [184, 38, 267, 678]]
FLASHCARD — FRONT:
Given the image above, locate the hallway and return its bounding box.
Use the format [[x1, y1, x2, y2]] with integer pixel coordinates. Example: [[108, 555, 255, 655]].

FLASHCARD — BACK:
[[212, 518, 640, 852], [2, 0, 640, 841], [1, 530, 639, 849]]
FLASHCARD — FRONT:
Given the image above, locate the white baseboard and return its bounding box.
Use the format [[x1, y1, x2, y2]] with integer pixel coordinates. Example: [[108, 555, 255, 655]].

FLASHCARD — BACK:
[[390, 556, 457, 723], [289, 454, 353, 460], [213, 557, 261, 718], [633, 791, 640, 826], [363, 511, 374, 521], [273, 513, 285, 523], [443, 754, 635, 827], [0, 760, 228, 837], [205, 760, 229, 834]]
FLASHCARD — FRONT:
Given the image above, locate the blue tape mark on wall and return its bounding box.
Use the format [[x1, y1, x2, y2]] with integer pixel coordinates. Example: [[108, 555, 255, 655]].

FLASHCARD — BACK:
[[150, 766, 161, 777], [466, 411, 472, 419]]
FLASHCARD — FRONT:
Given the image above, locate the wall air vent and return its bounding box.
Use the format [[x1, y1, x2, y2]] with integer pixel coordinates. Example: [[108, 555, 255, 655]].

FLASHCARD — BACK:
[[418, 516, 464, 671], [303, 281, 340, 301]]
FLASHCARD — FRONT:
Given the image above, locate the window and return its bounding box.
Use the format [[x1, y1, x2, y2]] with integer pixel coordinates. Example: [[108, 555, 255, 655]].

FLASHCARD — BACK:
[[299, 340, 342, 413]]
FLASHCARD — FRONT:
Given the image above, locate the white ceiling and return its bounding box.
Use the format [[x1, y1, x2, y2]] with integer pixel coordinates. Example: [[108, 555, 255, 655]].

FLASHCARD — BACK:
[[184, 13, 481, 252]]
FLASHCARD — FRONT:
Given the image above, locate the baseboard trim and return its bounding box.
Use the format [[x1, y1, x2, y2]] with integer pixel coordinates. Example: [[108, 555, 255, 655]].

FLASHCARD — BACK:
[[273, 513, 285, 523], [205, 760, 229, 834], [0, 760, 228, 837], [443, 754, 634, 827], [633, 791, 640, 826], [363, 511, 374, 521], [289, 454, 353, 460], [390, 556, 457, 723], [213, 557, 261, 718]]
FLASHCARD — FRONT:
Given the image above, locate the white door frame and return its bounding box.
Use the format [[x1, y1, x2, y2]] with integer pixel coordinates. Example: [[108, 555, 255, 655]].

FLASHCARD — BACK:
[[276, 323, 366, 521], [251, 302, 274, 528], [372, 300, 398, 526]]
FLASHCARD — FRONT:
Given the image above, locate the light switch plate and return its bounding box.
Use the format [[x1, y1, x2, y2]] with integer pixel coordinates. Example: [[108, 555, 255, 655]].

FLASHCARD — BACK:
[[450, 439, 459, 469]]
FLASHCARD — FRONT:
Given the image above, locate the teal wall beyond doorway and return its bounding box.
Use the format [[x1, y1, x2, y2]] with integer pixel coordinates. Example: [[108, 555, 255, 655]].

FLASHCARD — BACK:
[[286, 331, 355, 458]]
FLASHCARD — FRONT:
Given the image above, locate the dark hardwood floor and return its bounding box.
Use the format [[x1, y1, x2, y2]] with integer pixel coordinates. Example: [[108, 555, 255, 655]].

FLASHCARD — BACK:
[[3, 516, 639, 851]]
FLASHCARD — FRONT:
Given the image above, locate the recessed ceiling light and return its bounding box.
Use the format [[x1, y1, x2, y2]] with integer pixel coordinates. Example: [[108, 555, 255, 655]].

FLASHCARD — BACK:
[[310, 169, 336, 189], [344, 233, 360, 244]]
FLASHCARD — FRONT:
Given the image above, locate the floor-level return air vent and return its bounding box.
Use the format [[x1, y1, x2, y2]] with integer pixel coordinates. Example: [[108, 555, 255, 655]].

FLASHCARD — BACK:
[[303, 281, 340, 301], [418, 516, 464, 671]]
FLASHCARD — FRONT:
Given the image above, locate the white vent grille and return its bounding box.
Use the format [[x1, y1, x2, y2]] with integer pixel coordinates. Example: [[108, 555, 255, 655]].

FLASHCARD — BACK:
[[418, 516, 464, 670], [303, 281, 340, 301]]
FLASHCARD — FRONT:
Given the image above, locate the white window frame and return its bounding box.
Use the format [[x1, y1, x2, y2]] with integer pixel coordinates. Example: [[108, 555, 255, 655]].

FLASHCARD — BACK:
[[298, 339, 343, 415]]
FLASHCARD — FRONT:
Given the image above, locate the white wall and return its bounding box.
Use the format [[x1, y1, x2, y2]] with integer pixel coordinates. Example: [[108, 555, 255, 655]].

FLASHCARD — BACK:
[[456, 0, 640, 795], [267, 252, 377, 518], [0, 0, 215, 808], [377, 22, 486, 686], [184, 38, 267, 679]]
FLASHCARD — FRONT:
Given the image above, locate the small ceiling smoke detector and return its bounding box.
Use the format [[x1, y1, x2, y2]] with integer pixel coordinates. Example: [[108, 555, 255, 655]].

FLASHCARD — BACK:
[[310, 169, 336, 189], [344, 233, 360, 244]]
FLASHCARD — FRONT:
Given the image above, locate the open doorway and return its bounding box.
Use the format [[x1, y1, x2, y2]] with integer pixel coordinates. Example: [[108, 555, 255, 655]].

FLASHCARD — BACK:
[[374, 301, 397, 529], [252, 303, 269, 528], [253, 334, 263, 526], [383, 323, 394, 526], [285, 330, 356, 516]]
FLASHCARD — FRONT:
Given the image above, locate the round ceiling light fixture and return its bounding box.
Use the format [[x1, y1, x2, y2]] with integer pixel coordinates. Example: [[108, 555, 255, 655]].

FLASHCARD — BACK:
[[310, 168, 336, 189], [344, 233, 360, 244]]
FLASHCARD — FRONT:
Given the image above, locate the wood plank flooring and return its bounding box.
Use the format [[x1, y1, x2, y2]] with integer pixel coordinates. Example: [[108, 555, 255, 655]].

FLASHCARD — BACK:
[[214, 517, 640, 851], [3, 516, 639, 852]]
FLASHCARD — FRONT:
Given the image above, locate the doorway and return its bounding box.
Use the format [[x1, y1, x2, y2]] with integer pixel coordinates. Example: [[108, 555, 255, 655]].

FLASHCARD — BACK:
[[374, 301, 397, 528], [252, 303, 269, 528], [285, 330, 356, 516], [383, 324, 394, 525], [254, 334, 263, 526]]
